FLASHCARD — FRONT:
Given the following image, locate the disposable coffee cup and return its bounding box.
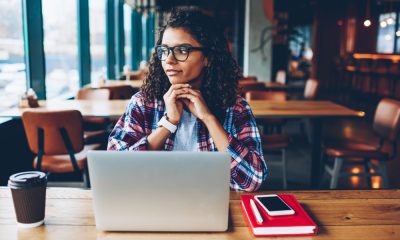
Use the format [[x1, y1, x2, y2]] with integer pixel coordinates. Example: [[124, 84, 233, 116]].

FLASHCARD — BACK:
[[8, 171, 47, 228]]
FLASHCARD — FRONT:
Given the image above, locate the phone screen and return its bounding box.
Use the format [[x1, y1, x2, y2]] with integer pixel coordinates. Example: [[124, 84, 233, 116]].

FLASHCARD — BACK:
[[257, 196, 291, 211]]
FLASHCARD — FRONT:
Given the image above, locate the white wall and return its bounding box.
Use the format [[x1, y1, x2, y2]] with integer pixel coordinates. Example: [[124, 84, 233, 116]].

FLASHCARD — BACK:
[[243, 0, 272, 81]]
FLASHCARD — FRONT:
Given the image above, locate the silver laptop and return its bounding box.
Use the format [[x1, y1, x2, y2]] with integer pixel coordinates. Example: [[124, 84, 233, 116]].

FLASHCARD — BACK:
[[87, 151, 231, 232]]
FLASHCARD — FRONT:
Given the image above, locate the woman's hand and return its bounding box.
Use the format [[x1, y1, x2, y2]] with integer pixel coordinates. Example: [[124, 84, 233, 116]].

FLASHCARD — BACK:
[[177, 87, 229, 152], [163, 84, 192, 124], [176, 88, 213, 121]]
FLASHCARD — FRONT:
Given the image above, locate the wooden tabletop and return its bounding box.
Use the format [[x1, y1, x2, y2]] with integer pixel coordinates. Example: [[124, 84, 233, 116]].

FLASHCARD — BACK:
[[264, 82, 286, 87], [0, 188, 399, 239], [0, 100, 130, 118], [263, 82, 305, 91], [0, 100, 363, 120], [249, 100, 365, 118], [86, 80, 144, 89]]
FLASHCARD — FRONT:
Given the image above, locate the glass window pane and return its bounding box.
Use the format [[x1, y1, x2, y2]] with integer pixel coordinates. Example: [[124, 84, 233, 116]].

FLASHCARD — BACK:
[[124, 4, 132, 70], [377, 12, 396, 53], [396, 14, 400, 53], [288, 25, 313, 81], [0, 0, 26, 111], [42, 0, 79, 99], [89, 0, 106, 82]]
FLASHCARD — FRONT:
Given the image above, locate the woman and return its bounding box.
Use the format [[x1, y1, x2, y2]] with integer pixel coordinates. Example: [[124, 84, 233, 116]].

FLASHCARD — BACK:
[[108, 9, 267, 192]]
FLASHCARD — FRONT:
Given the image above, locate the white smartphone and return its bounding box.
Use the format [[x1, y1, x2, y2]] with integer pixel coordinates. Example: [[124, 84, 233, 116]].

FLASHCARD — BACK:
[[254, 194, 295, 216]]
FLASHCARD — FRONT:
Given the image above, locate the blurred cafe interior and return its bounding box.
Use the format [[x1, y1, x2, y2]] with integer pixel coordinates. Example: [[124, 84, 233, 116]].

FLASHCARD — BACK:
[[1, 0, 400, 192]]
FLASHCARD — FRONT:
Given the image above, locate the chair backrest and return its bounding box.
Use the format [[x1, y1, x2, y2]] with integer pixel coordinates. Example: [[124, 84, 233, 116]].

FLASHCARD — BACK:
[[245, 90, 288, 102], [76, 88, 111, 100], [126, 71, 147, 80], [275, 70, 286, 85], [101, 85, 135, 99], [238, 82, 265, 96], [373, 98, 400, 142], [22, 110, 84, 155], [304, 78, 319, 100], [239, 77, 257, 84]]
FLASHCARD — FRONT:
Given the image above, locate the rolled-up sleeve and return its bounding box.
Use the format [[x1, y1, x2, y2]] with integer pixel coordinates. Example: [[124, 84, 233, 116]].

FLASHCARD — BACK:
[[107, 95, 149, 151], [226, 99, 267, 192]]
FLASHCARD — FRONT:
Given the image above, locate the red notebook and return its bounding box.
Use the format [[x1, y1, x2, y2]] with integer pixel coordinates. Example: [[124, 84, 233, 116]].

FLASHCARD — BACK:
[[241, 194, 318, 237]]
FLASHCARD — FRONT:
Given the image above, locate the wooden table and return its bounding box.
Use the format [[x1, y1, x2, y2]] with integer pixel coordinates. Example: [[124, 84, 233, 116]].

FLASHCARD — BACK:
[[249, 100, 364, 118], [0, 100, 130, 118], [0, 187, 399, 239], [248, 100, 364, 188], [85, 80, 144, 89], [263, 82, 305, 92]]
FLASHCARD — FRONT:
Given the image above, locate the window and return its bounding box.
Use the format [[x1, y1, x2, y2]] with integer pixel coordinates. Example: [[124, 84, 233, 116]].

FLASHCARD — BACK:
[[0, 0, 26, 111], [396, 15, 400, 53], [377, 12, 397, 53], [124, 4, 132, 70], [288, 25, 313, 81], [89, 0, 107, 82], [42, 0, 79, 99]]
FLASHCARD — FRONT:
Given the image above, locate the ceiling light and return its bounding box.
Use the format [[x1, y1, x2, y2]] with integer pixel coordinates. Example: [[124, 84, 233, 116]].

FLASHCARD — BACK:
[[364, 19, 372, 27], [386, 17, 395, 25]]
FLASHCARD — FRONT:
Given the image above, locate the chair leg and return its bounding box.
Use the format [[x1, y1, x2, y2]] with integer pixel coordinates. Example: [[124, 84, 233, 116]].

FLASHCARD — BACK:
[[304, 119, 312, 144], [300, 120, 305, 136], [330, 157, 344, 189], [37, 128, 44, 171], [378, 161, 389, 188], [258, 125, 265, 135], [277, 124, 282, 134], [83, 167, 91, 188], [266, 125, 272, 134], [363, 158, 372, 188], [281, 149, 287, 189], [320, 152, 328, 188], [59, 128, 81, 174], [262, 125, 268, 134]]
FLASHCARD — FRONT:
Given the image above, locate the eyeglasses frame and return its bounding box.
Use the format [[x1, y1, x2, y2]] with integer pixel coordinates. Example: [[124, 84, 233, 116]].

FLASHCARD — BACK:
[[155, 44, 205, 62]]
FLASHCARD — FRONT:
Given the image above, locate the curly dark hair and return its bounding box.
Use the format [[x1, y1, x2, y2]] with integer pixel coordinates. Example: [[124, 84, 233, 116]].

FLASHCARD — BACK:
[[141, 8, 242, 123]]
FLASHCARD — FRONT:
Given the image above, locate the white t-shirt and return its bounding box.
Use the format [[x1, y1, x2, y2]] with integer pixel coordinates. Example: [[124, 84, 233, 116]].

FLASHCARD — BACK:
[[172, 110, 198, 151]]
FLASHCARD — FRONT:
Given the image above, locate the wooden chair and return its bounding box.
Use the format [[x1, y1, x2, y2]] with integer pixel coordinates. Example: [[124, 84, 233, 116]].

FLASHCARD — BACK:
[[239, 76, 258, 84], [245, 91, 288, 134], [125, 71, 147, 80], [246, 90, 290, 188], [322, 98, 400, 189], [101, 85, 136, 99], [238, 82, 266, 97], [261, 134, 290, 189], [245, 91, 288, 101], [22, 110, 102, 187], [76, 88, 111, 145], [77, 88, 110, 100]]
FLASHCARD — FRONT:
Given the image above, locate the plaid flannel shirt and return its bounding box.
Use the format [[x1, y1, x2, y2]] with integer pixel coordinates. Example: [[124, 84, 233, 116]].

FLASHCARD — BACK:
[[108, 92, 267, 192]]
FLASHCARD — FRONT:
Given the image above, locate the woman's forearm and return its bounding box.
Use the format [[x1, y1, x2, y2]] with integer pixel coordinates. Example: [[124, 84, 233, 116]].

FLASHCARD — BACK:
[[203, 115, 229, 152], [147, 126, 172, 150]]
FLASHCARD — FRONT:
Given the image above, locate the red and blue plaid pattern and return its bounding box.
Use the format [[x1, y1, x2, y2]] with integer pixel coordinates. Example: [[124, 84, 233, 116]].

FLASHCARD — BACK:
[[108, 92, 267, 192]]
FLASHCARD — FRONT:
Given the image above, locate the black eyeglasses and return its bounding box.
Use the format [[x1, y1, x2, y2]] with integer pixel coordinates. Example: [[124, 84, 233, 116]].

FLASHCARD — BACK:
[[155, 44, 205, 62]]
